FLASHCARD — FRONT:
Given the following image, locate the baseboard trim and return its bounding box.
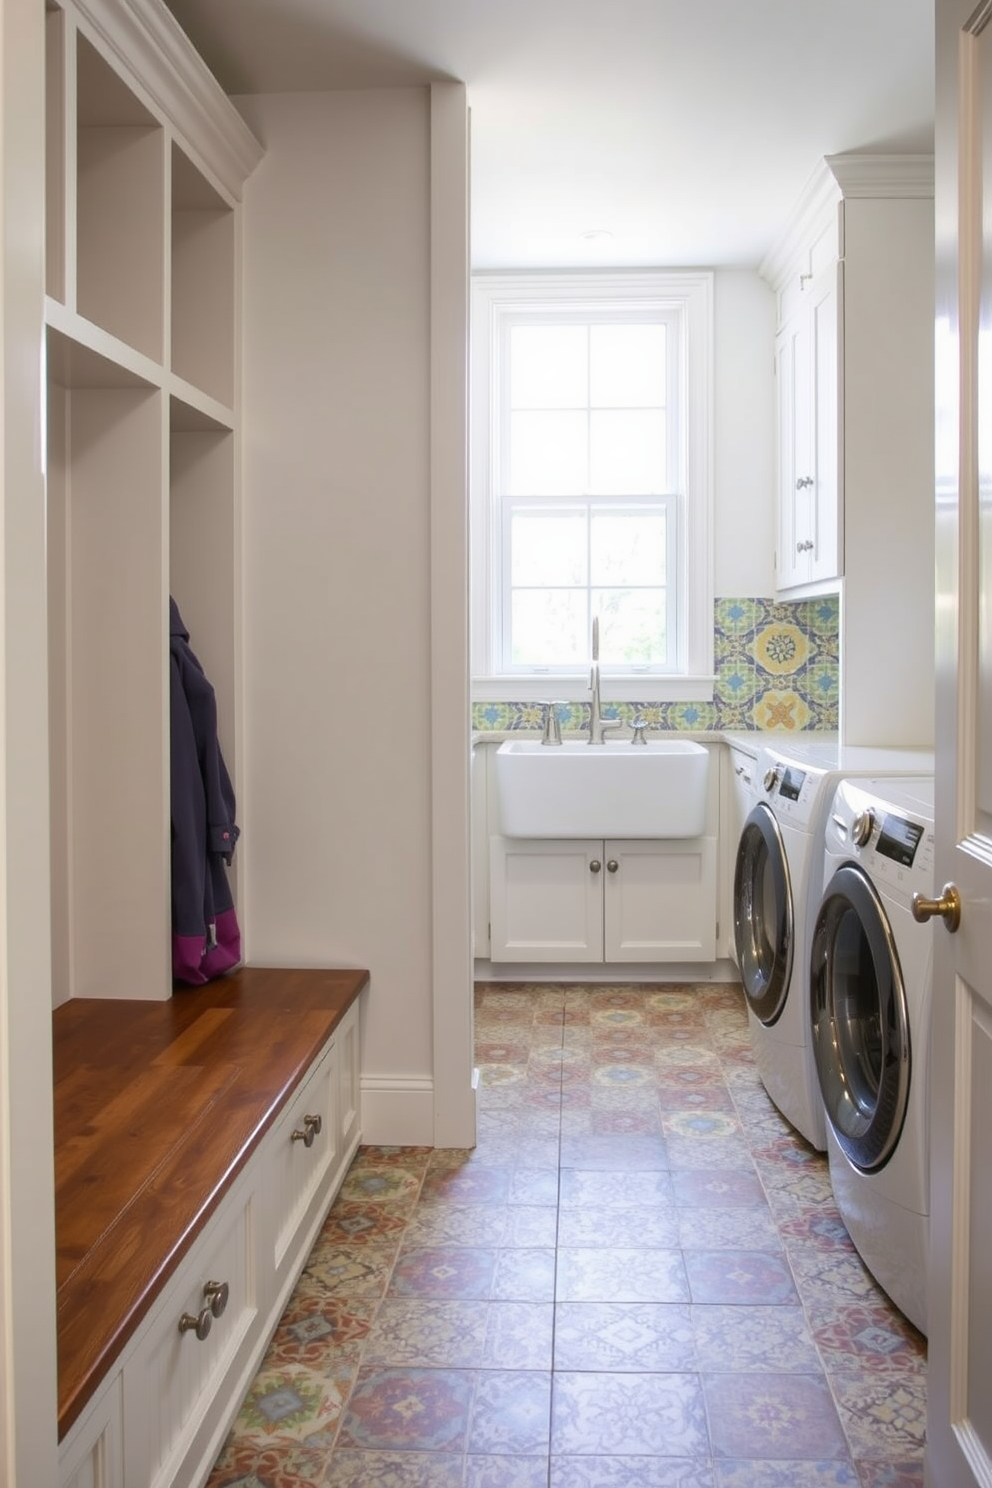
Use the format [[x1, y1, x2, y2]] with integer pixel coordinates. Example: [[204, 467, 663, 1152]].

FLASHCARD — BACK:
[[360, 1076, 436, 1146]]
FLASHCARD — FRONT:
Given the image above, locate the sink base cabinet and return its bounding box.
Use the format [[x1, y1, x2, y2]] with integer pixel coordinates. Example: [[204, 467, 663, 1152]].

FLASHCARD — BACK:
[[490, 836, 717, 964]]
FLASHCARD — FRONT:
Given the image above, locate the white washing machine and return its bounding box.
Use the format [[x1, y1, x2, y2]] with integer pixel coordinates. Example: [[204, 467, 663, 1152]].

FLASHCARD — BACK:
[[810, 775, 935, 1335], [733, 740, 934, 1151]]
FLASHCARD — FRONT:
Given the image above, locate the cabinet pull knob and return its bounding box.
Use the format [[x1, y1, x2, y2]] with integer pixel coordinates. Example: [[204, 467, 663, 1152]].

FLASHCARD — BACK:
[[589, 859, 602, 873], [607, 859, 619, 873], [796, 539, 814, 553], [292, 1113, 323, 1147], [178, 1306, 212, 1341], [204, 1280, 229, 1318]]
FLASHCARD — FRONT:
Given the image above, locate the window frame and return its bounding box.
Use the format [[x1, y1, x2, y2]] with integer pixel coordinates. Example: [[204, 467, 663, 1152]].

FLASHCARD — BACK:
[[471, 270, 715, 703]]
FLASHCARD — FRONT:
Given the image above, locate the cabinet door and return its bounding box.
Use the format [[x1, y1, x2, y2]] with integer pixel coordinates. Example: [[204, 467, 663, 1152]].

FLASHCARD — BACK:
[[808, 263, 840, 583], [489, 836, 604, 962], [775, 314, 814, 590], [59, 1375, 123, 1488], [603, 839, 717, 962]]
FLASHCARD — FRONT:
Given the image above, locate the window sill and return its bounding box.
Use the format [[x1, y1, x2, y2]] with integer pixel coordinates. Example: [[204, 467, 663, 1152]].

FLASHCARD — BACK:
[[472, 674, 717, 704]]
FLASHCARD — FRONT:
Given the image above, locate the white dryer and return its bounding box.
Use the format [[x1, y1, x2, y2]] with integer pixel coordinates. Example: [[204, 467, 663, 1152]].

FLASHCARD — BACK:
[[733, 740, 934, 1151], [810, 775, 935, 1335]]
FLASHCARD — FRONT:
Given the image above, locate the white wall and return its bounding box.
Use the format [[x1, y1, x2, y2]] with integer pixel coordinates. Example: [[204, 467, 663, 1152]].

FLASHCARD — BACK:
[[713, 268, 776, 598], [237, 89, 437, 1127]]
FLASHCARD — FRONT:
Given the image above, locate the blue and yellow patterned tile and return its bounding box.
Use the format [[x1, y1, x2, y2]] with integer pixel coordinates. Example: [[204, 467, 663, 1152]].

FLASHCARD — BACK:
[[715, 598, 767, 637], [669, 700, 720, 731], [715, 663, 762, 708], [752, 689, 813, 731], [473, 702, 513, 731]]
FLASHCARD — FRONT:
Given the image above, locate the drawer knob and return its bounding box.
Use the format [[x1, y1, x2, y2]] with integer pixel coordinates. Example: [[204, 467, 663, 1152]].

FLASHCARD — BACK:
[[178, 1306, 212, 1342], [204, 1279, 229, 1318], [292, 1113, 323, 1148]]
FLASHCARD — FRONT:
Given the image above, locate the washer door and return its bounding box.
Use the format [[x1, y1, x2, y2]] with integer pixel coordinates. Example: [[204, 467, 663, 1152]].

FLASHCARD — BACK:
[[810, 864, 910, 1173], [733, 802, 793, 1026]]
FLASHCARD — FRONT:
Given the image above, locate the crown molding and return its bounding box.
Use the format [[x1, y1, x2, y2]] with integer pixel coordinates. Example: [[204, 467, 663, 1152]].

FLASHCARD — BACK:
[[760, 152, 934, 290], [73, 0, 263, 200]]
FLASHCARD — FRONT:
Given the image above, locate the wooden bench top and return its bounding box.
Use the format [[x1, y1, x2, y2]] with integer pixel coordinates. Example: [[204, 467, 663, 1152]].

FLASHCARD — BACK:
[[53, 966, 369, 1441]]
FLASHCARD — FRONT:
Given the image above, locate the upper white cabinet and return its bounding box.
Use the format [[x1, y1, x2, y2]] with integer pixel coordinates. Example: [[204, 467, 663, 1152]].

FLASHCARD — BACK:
[[43, 0, 263, 1002], [774, 259, 839, 591]]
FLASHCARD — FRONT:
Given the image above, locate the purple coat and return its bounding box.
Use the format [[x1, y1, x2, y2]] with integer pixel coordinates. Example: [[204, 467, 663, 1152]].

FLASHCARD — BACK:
[[170, 598, 241, 984]]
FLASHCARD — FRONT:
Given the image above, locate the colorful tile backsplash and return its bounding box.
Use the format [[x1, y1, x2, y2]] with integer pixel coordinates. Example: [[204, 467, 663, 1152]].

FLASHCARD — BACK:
[[471, 595, 839, 734]]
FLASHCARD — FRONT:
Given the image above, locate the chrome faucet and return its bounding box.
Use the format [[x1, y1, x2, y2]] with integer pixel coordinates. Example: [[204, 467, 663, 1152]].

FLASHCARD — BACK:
[[588, 616, 622, 744]]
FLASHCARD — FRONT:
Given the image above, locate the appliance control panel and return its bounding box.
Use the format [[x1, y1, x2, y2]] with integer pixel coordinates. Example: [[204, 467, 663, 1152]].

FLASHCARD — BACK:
[[825, 778, 936, 895], [756, 754, 827, 828]]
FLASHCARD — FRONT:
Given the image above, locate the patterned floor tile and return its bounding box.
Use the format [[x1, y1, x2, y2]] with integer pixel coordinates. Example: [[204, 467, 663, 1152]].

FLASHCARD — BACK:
[[677, 1206, 782, 1252], [419, 1164, 512, 1205], [551, 1457, 717, 1487], [552, 1371, 709, 1456], [469, 1369, 553, 1454], [703, 1373, 848, 1461], [558, 1169, 675, 1210], [336, 1367, 474, 1451], [362, 1298, 489, 1368], [303, 1240, 398, 1297], [228, 1361, 351, 1449], [714, 1463, 860, 1487], [684, 1249, 798, 1305], [388, 1246, 497, 1299], [483, 1300, 555, 1369], [558, 1133, 668, 1170], [465, 1455, 551, 1488], [322, 1450, 464, 1486], [553, 1301, 695, 1371], [492, 1246, 557, 1301], [830, 1373, 928, 1461], [206, 980, 930, 1488], [557, 1204, 680, 1249], [806, 1301, 927, 1377], [692, 1305, 820, 1372], [671, 1169, 767, 1208], [556, 1247, 689, 1304]]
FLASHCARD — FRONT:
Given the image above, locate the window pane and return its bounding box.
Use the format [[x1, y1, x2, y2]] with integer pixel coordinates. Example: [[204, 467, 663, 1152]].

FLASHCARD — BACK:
[[511, 507, 588, 587], [511, 589, 587, 666], [510, 325, 587, 408], [593, 588, 668, 665], [590, 323, 666, 407], [590, 508, 666, 586], [590, 409, 666, 494], [510, 410, 588, 495]]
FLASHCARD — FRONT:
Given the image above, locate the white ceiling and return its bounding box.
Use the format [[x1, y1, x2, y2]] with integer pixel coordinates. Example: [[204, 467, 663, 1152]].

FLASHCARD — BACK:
[[162, 0, 935, 270]]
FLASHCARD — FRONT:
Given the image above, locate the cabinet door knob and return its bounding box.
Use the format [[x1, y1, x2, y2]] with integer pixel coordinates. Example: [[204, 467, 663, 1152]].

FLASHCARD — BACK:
[[204, 1279, 229, 1318], [292, 1113, 323, 1147], [607, 859, 619, 873], [178, 1306, 212, 1341], [795, 475, 814, 489], [589, 859, 602, 873]]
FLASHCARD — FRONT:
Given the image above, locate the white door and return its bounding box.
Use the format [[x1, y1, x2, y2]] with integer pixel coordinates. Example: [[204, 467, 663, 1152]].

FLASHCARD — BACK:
[[928, 3, 992, 1483]]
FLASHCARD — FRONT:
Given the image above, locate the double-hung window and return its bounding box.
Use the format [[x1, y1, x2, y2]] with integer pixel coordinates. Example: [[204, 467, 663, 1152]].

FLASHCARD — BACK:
[[471, 272, 714, 701]]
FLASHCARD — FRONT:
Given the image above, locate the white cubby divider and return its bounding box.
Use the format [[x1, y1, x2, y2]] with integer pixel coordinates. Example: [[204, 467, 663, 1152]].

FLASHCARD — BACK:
[[44, 0, 262, 1002]]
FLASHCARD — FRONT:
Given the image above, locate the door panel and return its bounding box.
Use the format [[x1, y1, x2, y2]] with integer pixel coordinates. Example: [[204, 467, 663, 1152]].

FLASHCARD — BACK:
[[929, 3, 992, 1482]]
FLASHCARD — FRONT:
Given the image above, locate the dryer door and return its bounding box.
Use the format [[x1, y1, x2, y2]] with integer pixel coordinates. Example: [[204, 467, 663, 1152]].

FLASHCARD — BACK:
[[810, 864, 910, 1173], [733, 801, 793, 1025]]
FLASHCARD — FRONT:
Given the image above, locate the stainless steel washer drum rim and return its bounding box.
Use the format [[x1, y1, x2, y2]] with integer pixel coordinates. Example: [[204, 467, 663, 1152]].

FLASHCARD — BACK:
[[733, 801, 793, 1027], [810, 863, 911, 1173]]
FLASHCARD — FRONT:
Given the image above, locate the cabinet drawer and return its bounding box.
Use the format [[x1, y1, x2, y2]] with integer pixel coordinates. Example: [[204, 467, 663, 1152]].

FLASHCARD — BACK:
[[122, 1190, 256, 1488], [270, 1037, 340, 1286]]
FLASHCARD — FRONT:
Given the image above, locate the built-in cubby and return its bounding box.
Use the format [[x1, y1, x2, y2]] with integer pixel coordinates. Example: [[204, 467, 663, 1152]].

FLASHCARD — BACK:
[[44, 0, 263, 1004], [76, 33, 165, 359], [171, 144, 235, 407]]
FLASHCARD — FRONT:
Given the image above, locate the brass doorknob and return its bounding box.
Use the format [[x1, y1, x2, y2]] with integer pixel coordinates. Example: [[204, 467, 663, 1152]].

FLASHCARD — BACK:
[[911, 883, 961, 933]]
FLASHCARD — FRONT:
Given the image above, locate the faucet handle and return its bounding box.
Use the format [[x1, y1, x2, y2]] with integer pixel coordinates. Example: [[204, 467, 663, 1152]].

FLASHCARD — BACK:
[[630, 717, 650, 746], [539, 700, 564, 746]]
